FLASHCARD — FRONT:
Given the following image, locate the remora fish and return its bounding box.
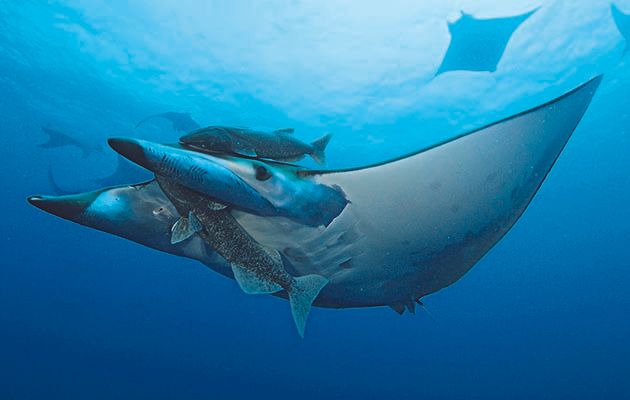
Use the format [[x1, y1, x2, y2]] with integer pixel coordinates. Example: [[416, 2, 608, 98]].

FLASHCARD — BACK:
[[39, 126, 102, 158], [136, 112, 201, 133], [28, 76, 602, 319], [180, 126, 332, 165], [107, 139, 348, 227], [156, 176, 328, 337]]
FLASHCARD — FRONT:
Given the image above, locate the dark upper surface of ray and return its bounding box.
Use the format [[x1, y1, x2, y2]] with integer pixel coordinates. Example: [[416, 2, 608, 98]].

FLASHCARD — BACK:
[[436, 9, 537, 75]]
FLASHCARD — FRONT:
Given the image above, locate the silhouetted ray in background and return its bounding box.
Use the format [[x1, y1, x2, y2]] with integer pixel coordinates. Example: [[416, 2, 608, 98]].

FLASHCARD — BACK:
[[93, 155, 151, 187], [436, 9, 537, 75], [47, 156, 150, 195], [39, 126, 103, 158], [135, 112, 200, 133], [612, 4, 630, 57], [47, 165, 73, 195]]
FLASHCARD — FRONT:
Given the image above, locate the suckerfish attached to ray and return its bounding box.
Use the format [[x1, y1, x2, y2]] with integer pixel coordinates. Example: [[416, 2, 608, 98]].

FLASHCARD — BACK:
[[156, 176, 328, 337], [180, 126, 332, 165]]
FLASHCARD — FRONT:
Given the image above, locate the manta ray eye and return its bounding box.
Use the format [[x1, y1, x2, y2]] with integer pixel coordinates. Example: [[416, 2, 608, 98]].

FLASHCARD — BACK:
[[254, 165, 271, 181]]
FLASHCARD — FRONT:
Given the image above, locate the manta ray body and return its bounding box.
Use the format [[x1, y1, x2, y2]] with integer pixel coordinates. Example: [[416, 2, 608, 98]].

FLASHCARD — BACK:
[[28, 77, 601, 312]]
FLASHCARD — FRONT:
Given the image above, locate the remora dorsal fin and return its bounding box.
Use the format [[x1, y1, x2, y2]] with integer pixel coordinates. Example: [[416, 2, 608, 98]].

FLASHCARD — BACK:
[[231, 264, 283, 294], [273, 128, 294, 135], [170, 211, 202, 244]]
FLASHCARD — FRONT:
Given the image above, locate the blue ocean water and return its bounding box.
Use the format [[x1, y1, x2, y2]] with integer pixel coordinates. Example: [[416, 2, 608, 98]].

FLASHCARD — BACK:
[[1, 1, 629, 399]]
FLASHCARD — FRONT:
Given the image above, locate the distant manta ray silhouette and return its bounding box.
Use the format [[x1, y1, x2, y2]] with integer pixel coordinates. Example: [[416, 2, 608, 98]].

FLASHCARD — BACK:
[[436, 8, 537, 75], [39, 126, 103, 158], [135, 112, 201, 133], [47, 155, 150, 195], [612, 4, 630, 57]]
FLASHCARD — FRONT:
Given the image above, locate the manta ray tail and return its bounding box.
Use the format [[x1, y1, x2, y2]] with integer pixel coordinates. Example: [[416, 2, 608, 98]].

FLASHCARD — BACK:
[[288, 274, 328, 337], [310, 133, 332, 165]]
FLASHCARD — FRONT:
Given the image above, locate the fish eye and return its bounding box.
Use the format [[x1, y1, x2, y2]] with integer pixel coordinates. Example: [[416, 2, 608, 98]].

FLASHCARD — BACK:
[[254, 165, 271, 181]]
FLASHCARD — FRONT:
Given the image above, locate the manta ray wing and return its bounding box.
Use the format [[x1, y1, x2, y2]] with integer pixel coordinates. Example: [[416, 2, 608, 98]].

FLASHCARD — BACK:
[[303, 76, 602, 307]]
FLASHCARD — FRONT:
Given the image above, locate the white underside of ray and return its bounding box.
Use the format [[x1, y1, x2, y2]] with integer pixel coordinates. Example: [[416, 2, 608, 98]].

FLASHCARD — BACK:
[[238, 77, 600, 307], [313, 78, 599, 305]]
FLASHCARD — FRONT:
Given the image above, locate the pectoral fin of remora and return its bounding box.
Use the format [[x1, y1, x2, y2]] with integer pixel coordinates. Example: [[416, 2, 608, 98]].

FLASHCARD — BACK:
[[233, 141, 258, 157], [170, 211, 202, 244], [231, 264, 283, 294]]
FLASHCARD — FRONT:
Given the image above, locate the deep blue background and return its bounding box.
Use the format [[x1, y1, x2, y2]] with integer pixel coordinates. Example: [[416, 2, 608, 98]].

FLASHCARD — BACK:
[[1, 1, 629, 399]]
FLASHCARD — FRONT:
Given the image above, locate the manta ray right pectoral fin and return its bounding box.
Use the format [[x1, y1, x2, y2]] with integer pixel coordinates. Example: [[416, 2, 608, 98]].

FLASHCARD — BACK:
[[231, 264, 283, 294], [288, 274, 329, 337], [170, 211, 202, 244]]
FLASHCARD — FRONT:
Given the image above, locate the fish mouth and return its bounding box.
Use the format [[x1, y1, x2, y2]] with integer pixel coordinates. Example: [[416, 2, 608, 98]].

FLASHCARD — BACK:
[[27, 192, 97, 221], [178, 133, 197, 145]]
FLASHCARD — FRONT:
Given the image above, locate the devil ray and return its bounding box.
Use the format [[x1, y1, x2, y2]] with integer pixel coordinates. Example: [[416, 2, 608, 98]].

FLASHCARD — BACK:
[[28, 77, 601, 327]]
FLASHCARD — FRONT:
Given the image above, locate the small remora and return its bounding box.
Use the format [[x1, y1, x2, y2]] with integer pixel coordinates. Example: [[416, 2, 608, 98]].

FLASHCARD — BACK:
[[180, 126, 332, 165], [107, 138, 348, 227]]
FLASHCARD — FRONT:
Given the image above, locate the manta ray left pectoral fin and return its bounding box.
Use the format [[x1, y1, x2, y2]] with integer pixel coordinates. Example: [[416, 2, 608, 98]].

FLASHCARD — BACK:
[[231, 264, 283, 294], [170, 211, 202, 244]]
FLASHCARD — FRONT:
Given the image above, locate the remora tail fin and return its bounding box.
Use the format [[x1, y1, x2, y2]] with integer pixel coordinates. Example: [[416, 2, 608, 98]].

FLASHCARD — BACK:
[[310, 133, 332, 165], [288, 274, 328, 337]]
